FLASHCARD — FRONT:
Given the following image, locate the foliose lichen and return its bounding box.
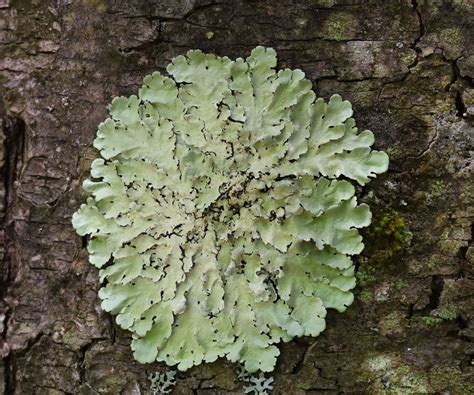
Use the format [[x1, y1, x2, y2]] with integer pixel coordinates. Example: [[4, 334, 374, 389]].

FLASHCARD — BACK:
[[72, 46, 389, 372]]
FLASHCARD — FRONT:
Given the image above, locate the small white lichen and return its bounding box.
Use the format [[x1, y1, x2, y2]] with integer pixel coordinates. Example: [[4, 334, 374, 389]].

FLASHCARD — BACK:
[[238, 366, 274, 394], [149, 371, 177, 395], [244, 373, 274, 395]]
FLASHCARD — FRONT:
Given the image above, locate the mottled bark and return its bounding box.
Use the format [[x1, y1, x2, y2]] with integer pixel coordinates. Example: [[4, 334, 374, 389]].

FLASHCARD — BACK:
[[0, 0, 473, 394]]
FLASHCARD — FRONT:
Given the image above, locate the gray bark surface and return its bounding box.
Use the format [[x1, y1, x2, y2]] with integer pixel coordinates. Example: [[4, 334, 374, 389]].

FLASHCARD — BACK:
[[0, 0, 473, 393]]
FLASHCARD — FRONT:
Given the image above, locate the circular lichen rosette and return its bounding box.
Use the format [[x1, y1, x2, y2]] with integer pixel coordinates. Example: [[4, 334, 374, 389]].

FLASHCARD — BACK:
[[72, 47, 389, 372]]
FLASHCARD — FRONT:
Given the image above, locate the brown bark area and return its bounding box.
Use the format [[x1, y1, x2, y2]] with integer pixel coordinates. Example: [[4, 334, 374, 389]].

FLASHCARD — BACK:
[[0, 0, 473, 393]]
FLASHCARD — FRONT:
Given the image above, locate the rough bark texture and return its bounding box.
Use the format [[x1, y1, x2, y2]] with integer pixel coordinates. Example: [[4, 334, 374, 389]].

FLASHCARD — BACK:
[[0, 0, 473, 394]]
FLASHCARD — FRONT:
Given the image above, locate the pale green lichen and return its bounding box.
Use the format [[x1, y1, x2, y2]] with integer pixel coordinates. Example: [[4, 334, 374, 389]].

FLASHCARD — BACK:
[[360, 353, 430, 394], [72, 47, 389, 372], [323, 13, 358, 41]]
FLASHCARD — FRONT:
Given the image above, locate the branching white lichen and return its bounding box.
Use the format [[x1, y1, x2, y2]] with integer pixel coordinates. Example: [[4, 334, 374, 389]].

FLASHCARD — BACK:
[[238, 366, 274, 394], [72, 47, 389, 373], [244, 373, 274, 395], [149, 371, 177, 394]]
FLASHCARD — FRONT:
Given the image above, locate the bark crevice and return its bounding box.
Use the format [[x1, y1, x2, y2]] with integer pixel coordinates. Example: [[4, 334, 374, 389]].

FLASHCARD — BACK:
[[1, 113, 26, 395]]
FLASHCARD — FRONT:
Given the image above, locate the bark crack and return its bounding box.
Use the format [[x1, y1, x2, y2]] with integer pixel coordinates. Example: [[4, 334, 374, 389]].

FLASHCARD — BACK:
[[448, 57, 470, 119], [408, 0, 426, 70], [1, 113, 26, 395]]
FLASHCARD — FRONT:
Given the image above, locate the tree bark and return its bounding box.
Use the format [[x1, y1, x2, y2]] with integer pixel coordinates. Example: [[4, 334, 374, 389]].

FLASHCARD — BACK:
[[1, 0, 473, 393]]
